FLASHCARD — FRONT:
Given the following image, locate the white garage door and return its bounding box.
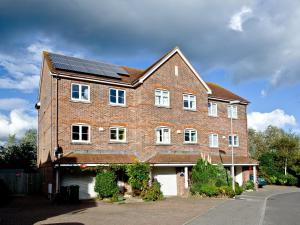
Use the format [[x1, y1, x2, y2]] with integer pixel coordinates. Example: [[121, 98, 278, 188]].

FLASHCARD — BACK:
[[61, 174, 97, 200], [153, 167, 177, 196]]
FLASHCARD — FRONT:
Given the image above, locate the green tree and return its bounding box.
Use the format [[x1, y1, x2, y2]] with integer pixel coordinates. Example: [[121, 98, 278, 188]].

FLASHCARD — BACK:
[[0, 129, 37, 171]]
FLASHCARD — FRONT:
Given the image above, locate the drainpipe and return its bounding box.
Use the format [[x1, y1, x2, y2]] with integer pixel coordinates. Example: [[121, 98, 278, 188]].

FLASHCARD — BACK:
[[54, 75, 61, 194]]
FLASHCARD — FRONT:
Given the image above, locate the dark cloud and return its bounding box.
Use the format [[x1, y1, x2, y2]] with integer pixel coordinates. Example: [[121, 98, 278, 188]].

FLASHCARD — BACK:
[[1, 0, 300, 88]]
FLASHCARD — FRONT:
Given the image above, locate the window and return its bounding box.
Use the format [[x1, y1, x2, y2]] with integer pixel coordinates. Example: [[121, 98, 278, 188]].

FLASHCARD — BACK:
[[109, 88, 125, 105], [229, 135, 239, 147], [208, 102, 218, 117], [209, 134, 219, 148], [183, 94, 196, 110], [71, 124, 90, 143], [155, 89, 170, 107], [71, 83, 90, 102], [228, 105, 238, 119], [184, 129, 197, 143], [110, 127, 126, 142], [156, 127, 171, 144]]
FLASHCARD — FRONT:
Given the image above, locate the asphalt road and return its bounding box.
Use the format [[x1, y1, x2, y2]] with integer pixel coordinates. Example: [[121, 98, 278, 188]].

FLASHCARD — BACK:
[[263, 192, 300, 225], [185, 186, 300, 225]]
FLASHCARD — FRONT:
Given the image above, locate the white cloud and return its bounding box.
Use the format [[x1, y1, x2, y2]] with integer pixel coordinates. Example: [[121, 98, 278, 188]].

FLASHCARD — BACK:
[[0, 109, 37, 141], [0, 75, 40, 91], [0, 98, 29, 111], [228, 6, 252, 32], [0, 40, 55, 92], [248, 109, 297, 131]]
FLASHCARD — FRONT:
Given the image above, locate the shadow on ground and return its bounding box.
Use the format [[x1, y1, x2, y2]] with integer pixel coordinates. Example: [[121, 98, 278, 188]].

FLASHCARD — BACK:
[[0, 195, 97, 225]]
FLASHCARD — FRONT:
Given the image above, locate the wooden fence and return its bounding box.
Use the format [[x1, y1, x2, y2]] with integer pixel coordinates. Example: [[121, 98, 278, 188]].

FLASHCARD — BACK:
[[0, 169, 42, 195]]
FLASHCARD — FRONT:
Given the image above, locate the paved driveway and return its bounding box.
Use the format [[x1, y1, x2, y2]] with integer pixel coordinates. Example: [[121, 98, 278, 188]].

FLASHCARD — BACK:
[[0, 196, 225, 225], [186, 186, 300, 225]]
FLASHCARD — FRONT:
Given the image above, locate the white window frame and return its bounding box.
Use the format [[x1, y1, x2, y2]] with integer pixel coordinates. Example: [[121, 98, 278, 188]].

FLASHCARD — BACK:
[[109, 88, 126, 106], [156, 127, 171, 144], [109, 126, 127, 143], [155, 89, 170, 107], [209, 134, 219, 148], [183, 94, 196, 111], [229, 135, 239, 147], [184, 128, 197, 144], [71, 124, 91, 143], [71, 83, 90, 102], [228, 105, 238, 119], [208, 102, 218, 117]]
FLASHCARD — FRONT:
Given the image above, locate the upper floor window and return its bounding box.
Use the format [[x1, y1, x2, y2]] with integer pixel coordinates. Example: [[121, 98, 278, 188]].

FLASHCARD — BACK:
[[110, 127, 126, 142], [208, 102, 218, 117], [209, 134, 219, 148], [155, 89, 170, 107], [156, 127, 171, 144], [183, 94, 196, 110], [109, 88, 125, 106], [72, 124, 90, 143], [184, 129, 197, 143], [71, 83, 90, 102], [229, 135, 239, 147], [228, 105, 238, 119]]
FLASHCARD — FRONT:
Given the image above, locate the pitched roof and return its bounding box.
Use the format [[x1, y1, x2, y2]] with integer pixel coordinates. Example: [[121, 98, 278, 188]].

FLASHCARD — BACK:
[[207, 82, 249, 103], [43, 49, 248, 103], [57, 152, 138, 164], [147, 153, 258, 165]]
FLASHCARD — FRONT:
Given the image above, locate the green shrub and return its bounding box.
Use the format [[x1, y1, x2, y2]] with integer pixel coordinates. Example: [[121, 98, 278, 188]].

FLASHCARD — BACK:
[[234, 182, 243, 195], [285, 174, 297, 186], [94, 171, 119, 198], [142, 181, 164, 201], [191, 159, 230, 187], [242, 180, 255, 190], [218, 186, 235, 198], [126, 162, 150, 191], [191, 184, 220, 197]]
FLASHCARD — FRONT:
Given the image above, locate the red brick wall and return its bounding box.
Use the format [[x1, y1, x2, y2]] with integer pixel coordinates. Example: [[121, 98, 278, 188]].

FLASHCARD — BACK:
[[38, 52, 248, 165]]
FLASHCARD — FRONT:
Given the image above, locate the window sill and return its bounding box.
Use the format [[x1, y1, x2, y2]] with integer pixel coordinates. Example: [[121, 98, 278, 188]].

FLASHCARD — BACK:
[[209, 146, 219, 148], [228, 117, 238, 120], [183, 142, 198, 145], [228, 145, 239, 147], [155, 105, 171, 109], [71, 99, 91, 104], [155, 143, 172, 146], [208, 115, 218, 117], [109, 141, 128, 144], [183, 108, 197, 112], [109, 103, 127, 107], [71, 141, 91, 145]]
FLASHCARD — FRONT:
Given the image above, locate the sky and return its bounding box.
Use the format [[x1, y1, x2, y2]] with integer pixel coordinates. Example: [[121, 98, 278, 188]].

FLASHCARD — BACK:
[[0, 0, 300, 143]]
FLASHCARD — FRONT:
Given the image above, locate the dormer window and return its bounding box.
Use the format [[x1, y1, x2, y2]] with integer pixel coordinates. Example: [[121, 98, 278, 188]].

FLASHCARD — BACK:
[[71, 83, 90, 102]]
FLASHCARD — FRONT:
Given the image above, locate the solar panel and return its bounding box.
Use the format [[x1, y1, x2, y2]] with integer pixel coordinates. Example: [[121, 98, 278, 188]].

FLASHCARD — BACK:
[[48, 53, 128, 79]]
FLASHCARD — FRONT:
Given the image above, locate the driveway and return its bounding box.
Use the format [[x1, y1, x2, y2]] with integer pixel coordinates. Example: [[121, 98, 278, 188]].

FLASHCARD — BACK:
[[186, 185, 300, 225], [0, 195, 225, 225], [1, 186, 298, 225]]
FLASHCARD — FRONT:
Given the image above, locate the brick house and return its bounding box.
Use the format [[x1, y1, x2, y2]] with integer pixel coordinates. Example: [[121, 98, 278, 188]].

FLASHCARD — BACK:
[[36, 47, 258, 199]]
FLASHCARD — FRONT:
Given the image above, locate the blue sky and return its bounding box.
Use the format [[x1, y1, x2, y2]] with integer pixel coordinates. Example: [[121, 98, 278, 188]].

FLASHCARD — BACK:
[[0, 0, 300, 143]]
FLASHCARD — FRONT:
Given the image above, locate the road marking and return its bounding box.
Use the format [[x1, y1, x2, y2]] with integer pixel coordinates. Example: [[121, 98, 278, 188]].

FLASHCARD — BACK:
[[258, 190, 300, 225]]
